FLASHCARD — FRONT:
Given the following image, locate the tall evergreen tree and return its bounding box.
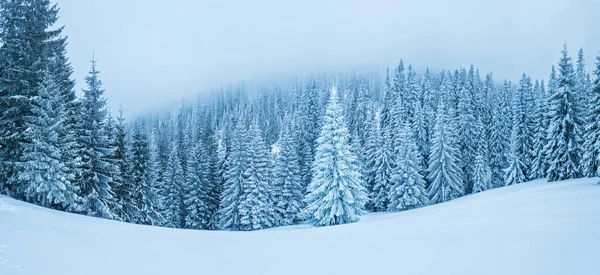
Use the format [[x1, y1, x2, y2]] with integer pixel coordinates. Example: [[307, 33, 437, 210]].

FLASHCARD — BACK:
[[545, 45, 584, 181], [0, 0, 63, 196], [18, 74, 79, 210], [427, 104, 464, 204], [388, 122, 429, 211], [273, 115, 304, 225], [163, 142, 185, 228], [111, 109, 136, 222], [130, 130, 161, 225], [303, 87, 368, 227], [77, 59, 117, 219], [217, 117, 248, 230], [530, 80, 548, 179], [238, 120, 276, 230], [582, 54, 600, 177], [185, 141, 211, 229]]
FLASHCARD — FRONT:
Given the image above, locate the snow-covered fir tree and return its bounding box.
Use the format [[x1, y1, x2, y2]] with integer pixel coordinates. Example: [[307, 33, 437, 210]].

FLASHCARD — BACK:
[[273, 115, 304, 225], [163, 142, 185, 228], [427, 103, 464, 204], [184, 141, 211, 229], [582, 54, 600, 177], [238, 119, 276, 230], [217, 117, 248, 230], [77, 59, 117, 219], [545, 45, 584, 182], [0, 0, 64, 196], [472, 118, 491, 193], [18, 74, 79, 210], [303, 87, 368, 227], [530, 80, 548, 179], [130, 129, 161, 225], [388, 122, 429, 211]]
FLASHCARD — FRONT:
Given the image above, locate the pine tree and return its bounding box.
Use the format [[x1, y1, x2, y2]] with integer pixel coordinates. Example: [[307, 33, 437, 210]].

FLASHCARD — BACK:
[[545, 45, 584, 181], [77, 58, 117, 219], [582, 54, 600, 177], [576, 48, 592, 120], [504, 126, 527, 186], [111, 109, 136, 222], [18, 74, 79, 210], [298, 82, 320, 192], [238, 120, 276, 230], [456, 82, 476, 193], [388, 122, 429, 211], [427, 103, 464, 204], [530, 80, 548, 179], [303, 87, 368, 227], [130, 129, 161, 225], [163, 142, 185, 228], [472, 118, 491, 193], [273, 115, 304, 225], [217, 117, 248, 230], [488, 106, 508, 188], [0, 0, 63, 196], [185, 141, 211, 229]]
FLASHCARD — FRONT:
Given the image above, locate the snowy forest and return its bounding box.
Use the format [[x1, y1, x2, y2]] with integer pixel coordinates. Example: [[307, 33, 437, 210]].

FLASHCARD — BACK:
[[1, 1, 600, 231]]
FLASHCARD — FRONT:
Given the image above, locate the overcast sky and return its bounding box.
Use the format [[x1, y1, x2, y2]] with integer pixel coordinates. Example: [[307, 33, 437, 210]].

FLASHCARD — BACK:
[[55, 0, 599, 117]]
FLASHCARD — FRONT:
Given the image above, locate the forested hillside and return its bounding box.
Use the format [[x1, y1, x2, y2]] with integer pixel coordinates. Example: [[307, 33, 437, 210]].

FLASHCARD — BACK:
[[1, 1, 599, 231]]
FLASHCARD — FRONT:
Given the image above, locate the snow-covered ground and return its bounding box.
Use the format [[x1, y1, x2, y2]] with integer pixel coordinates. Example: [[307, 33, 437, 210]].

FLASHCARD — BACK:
[[1, 178, 599, 275]]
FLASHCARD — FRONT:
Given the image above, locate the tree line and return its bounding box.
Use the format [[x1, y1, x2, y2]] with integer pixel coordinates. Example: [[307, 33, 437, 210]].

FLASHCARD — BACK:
[[1, 1, 599, 230]]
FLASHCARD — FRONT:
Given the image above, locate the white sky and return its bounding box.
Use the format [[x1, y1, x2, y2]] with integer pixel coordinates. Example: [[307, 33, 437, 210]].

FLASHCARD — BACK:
[[55, 0, 600, 117]]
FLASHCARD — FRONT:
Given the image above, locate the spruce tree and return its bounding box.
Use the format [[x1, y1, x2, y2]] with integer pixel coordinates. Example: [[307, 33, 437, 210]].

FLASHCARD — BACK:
[[582, 54, 600, 177], [112, 109, 136, 222], [427, 103, 464, 204], [273, 115, 303, 225], [530, 80, 548, 179], [217, 117, 248, 230], [388, 122, 429, 211], [238, 120, 276, 230], [0, 0, 63, 196], [185, 141, 211, 229], [163, 142, 185, 228], [303, 87, 368, 226], [77, 58, 117, 219], [545, 45, 584, 181], [472, 118, 491, 193], [504, 126, 527, 186], [18, 74, 79, 210], [130, 129, 161, 225]]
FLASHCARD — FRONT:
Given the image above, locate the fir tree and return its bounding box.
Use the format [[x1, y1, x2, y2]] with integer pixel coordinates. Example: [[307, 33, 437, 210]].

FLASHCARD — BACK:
[[77, 58, 117, 219], [504, 127, 527, 186], [582, 54, 600, 177], [217, 117, 248, 230], [388, 122, 429, 211], [18, 74, 79, 210], [185, 141, 211, 229], [303, 87, 368, 226], [0, 0, 63, 196], [530, 80, 548, 179], [238, 120, 276, 230], [163, 142, 185, 228], [130, 129, 161, 225], [545, 45, 584, 181], [273, 115, 304, 225], [427, 103, 464, 204], [111, 109, 136, 222]]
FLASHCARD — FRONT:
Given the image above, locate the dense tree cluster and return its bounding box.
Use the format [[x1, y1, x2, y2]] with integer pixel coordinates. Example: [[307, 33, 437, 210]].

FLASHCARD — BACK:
[[1, 1, 599, 230]]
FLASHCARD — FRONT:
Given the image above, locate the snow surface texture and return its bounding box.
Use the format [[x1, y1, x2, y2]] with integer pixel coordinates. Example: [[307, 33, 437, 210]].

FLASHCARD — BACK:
[[1, 178, 599, 275]]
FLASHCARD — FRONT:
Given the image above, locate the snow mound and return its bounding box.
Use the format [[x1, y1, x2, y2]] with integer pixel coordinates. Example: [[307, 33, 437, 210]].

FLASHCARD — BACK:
[[0, 178, 599, 275]]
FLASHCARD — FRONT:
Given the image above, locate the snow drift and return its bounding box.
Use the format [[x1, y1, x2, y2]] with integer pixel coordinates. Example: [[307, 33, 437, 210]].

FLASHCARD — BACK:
[[1, 178, 599, 275]]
